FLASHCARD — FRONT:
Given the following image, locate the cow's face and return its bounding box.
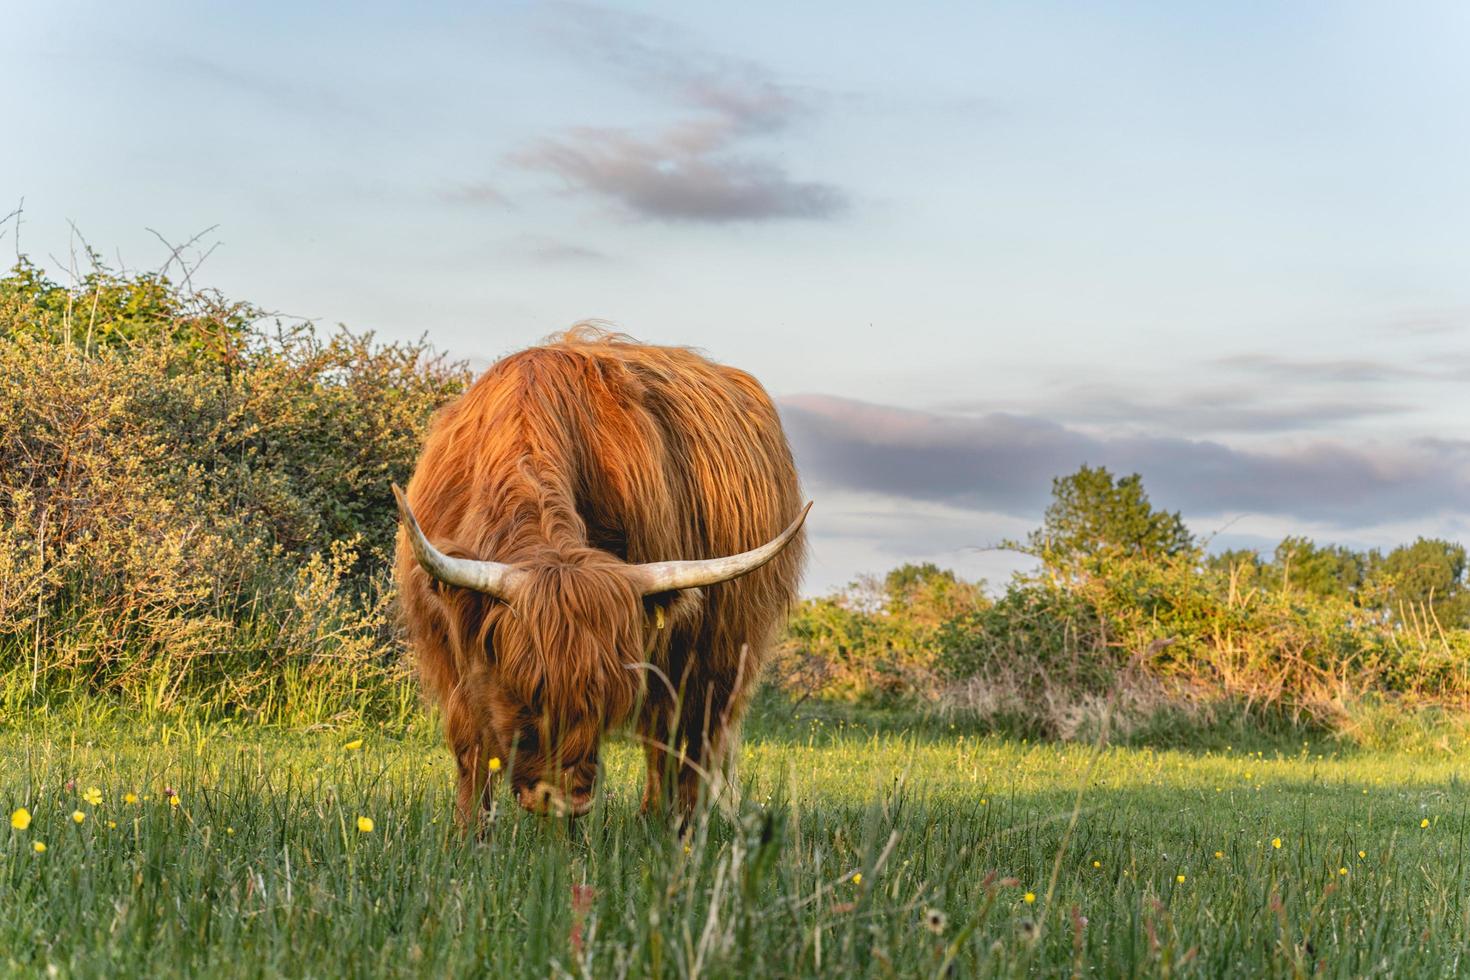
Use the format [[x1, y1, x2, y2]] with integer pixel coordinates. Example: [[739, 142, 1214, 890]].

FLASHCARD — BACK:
[[487, 560, 646, 817], [394, 485, 808, 818]]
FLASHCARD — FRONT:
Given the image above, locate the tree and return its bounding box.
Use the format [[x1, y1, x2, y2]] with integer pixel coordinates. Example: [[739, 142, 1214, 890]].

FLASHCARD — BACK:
[[1267, 537, 1375, 601], [1027, 465, 1194, 571], [1372, 537, 1470, 627], [882, 563, 988, 627]]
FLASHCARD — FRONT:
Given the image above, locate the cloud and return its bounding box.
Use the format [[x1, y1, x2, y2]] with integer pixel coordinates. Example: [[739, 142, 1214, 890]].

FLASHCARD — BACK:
[[512, 127, 844, 223], [1212, 353, 1427, 385], [154, 52, 360, 120], [509, 3, 846, 223], [781, 394, 1470, 526], [949, 382, 1412, 435], [440, 183, 514, 208], [1213, 350, 1470, 386], [943, 340, 1470, 438], [506, 234, 611, 265], [1368, 308, 1470, 338]]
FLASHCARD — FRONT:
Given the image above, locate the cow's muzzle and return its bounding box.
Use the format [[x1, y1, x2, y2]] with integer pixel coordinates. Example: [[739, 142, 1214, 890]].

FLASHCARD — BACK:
[[517, 780, 593, 818]]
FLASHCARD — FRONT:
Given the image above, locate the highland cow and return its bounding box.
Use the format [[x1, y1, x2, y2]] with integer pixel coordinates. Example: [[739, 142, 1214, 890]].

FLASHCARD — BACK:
[[394, 327, 808, 824]]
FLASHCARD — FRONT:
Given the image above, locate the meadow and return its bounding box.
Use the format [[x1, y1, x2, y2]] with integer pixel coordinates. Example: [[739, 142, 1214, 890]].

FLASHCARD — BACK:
[[9, 257, 1470, 978], [4, 703, 1469, 978]]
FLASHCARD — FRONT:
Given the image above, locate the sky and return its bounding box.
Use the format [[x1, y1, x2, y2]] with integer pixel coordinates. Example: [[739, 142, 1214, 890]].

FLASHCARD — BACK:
[[6, 1, 1470, 592]]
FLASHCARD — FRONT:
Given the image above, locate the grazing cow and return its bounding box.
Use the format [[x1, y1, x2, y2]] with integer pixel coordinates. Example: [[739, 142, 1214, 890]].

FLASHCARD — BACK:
[[394, 327, 808, 823]]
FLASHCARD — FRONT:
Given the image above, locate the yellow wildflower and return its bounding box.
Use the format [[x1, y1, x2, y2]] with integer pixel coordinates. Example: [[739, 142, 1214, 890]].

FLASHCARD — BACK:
[[72, 810, 85, 824], [1023, 892, 1036, 904], [1421, 818, 1430, 829], [107, 820, 117, 829], [32, 840, 45, 853], [357, 816, 375, 833], [488, 757, 502, 773], [82, 787, 102, 806], [1092, 860, 1101, 868], [10, 807, 31, 830], [344, 739, 363, 751], [168, 794, 180, 808], [852, 873, 863, 886], [1338, 867, 1347, 875], [1358, 850, 1366, 859], [1176, 875, 1186, 883], [124, 792, 137, 805], [1271, 838, 1282, 849], [1214, 851, 1224, 859]]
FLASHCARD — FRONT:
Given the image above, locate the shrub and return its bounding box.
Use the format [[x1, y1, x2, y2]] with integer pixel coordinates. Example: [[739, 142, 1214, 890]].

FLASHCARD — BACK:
[[0, 259, 467, 718], [771, 564, 988, 705]]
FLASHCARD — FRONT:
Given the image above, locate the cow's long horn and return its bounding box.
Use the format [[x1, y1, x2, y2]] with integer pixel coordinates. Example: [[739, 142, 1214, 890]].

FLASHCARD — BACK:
[[632, 502, 812, 595], [392, 484, 524, 599]]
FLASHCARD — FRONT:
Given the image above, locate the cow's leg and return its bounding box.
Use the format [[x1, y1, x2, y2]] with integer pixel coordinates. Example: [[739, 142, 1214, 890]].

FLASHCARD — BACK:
[[444, 688, 496, 833], [637, 702, 680, 814], [673, 669, 750, 816]]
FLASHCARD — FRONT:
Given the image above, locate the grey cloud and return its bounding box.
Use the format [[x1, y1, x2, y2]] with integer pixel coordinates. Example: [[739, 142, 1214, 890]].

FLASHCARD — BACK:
[[781, 394, 1470, 526], [512, 128, 844, 223], [510, 3, 845, 223]]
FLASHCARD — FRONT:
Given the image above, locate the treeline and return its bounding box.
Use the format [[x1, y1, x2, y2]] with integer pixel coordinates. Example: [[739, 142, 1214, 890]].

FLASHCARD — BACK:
[[774, 466, 1470, 741]]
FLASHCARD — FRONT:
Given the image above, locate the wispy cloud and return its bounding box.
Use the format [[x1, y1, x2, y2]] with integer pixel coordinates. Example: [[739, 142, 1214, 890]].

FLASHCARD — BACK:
[[1368, 308, 1470, 338], [1212, 347, 1470, 386], [942, 339, 1470, 438], [152, 51, 361, 120], [1212, 353, 1428, 385], [949, 382, 1412, 436], [509, 3, 846, 223], [439, 182, 514, 208], [507, 234, 612, 265]]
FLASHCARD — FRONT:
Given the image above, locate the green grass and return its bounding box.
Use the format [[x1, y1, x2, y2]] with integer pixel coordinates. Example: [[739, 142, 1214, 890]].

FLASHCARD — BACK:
[[3, 708, 1470, 977]]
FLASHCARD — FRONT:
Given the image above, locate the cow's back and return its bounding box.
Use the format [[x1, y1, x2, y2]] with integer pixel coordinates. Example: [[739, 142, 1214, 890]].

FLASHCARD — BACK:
[[553, 328, 805, 614], [402, 326, 804, 677], [553, 327, 805, 691]]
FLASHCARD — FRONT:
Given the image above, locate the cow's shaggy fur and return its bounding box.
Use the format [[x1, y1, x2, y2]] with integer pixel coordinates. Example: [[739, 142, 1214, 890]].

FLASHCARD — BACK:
[[396, 326, 805, 823]]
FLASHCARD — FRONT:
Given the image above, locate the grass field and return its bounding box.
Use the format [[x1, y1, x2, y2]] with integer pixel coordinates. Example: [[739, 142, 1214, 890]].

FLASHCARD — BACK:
[[4, 705, 1470, 978]]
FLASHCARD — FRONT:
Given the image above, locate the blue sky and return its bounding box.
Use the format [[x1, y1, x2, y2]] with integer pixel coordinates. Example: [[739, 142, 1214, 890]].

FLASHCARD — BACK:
[[7, 1, 1470, 591]]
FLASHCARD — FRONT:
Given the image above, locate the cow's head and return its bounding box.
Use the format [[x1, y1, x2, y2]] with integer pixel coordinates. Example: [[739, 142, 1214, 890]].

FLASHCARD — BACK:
[[394, 485, 809, 817]]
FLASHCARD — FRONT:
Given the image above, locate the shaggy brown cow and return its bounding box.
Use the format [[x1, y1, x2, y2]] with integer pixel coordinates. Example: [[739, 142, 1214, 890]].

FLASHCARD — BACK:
[[394, 327, 807, 823]]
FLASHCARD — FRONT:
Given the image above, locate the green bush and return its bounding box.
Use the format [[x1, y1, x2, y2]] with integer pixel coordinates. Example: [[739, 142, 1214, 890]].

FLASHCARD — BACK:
[[772, 564, 989, 705], [779, 466, 1470, 742], [0, 259, 467, 718]]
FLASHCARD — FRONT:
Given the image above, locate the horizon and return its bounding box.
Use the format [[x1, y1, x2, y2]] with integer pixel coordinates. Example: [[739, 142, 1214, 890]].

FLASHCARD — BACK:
[[7, 1, 1470, 593]]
